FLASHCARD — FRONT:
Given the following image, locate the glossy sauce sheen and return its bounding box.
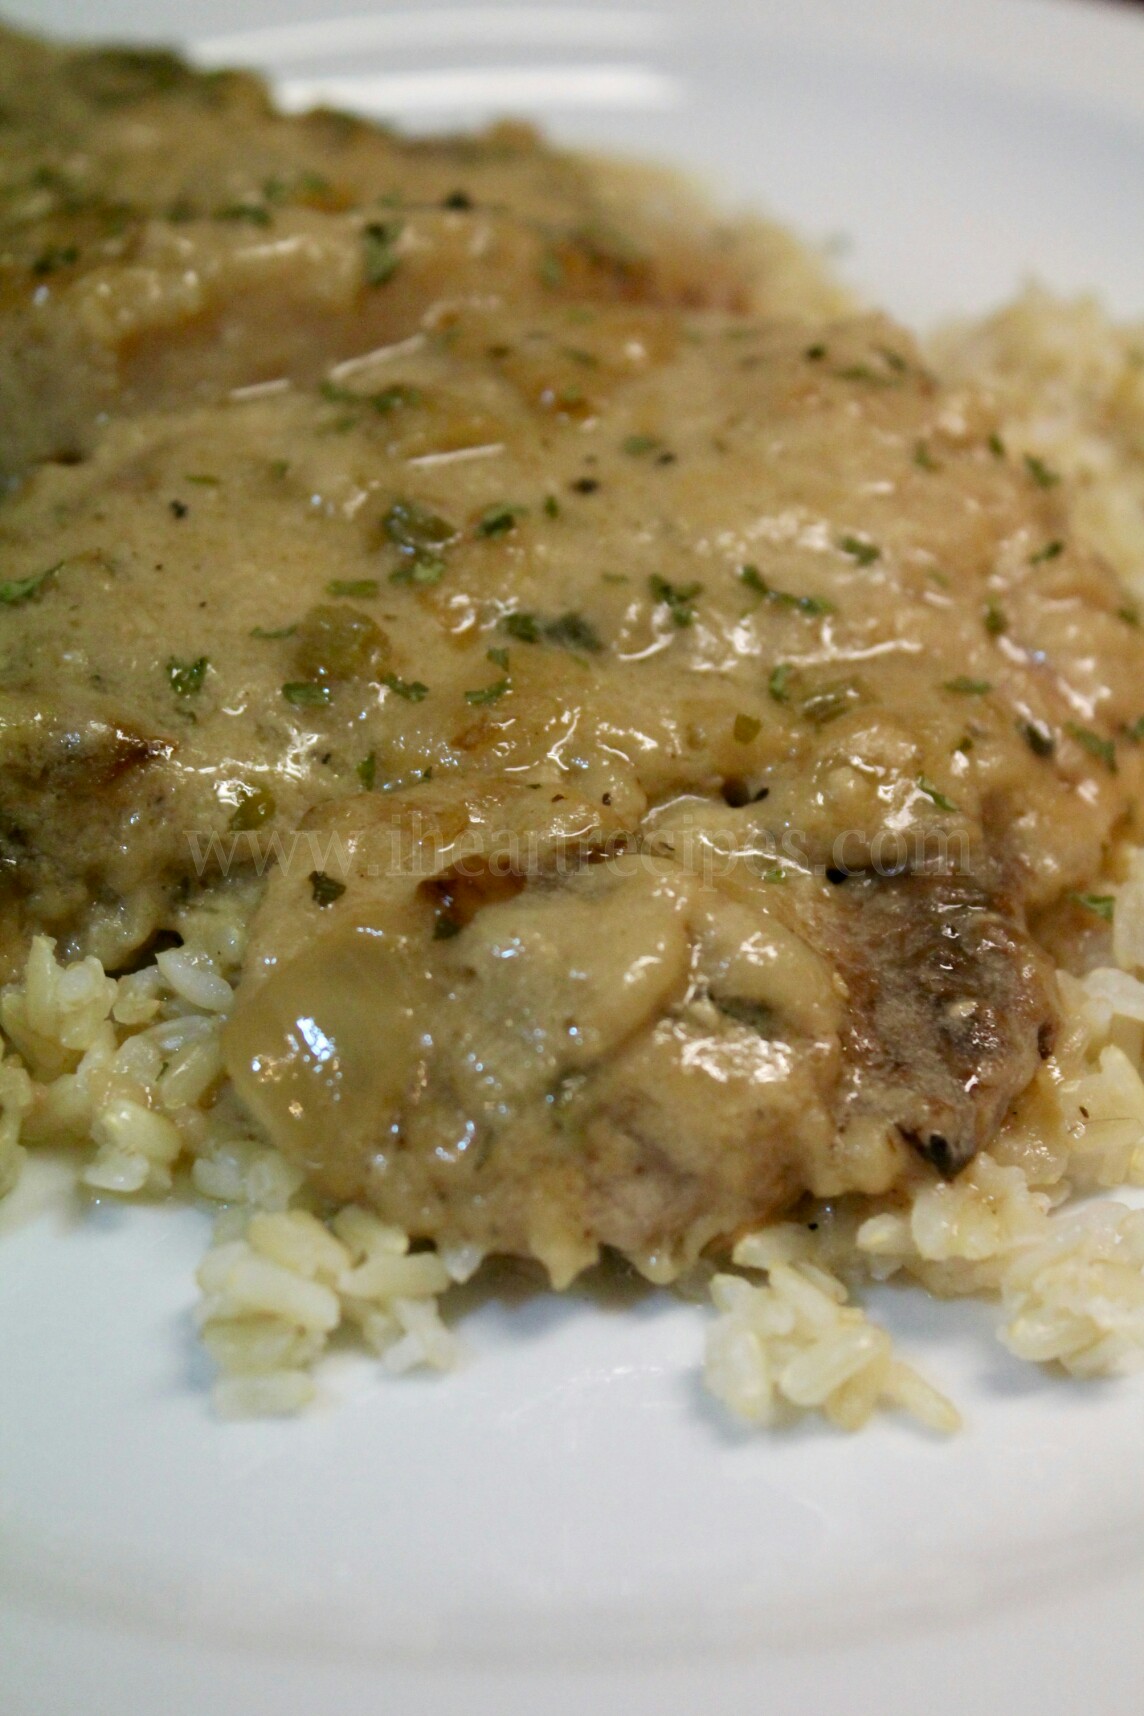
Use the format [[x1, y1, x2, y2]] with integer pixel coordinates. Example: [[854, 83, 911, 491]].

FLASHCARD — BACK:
[[2, 27, 1142, 1282]]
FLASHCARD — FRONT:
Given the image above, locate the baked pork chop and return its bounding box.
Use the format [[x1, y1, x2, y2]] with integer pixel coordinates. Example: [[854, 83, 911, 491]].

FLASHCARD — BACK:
[[2, 29, 1142, 1283]]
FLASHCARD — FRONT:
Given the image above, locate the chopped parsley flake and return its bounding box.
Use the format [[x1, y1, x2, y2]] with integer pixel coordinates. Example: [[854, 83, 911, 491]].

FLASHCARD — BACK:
[[1024, 453, 1060, 489], [1066, 722, 1117, 773], [475, 504, 526, 538], [1126, 716, 1144, 743], [357, 750, 378, 790], [1070, 892, 1115, 922], [649, 574, 702, 627], [282, 680, 331, 708], [389, 553, 446, 587], [800, 678, 862, 726], [503, 611, 541, 643], [543, 611, 604, 652], [768, 662, 792, 703], [381, 673, 429, 703], [0, 563, 60, 606], [167, 655, 209, 697], [214, 202, 272, 227], [228, 784, 275, 832], [739, 564, 834, 615], [733, 713, 761, 744], [943, 676, 992, 694], [327, 578, 379, 598], [384, 498, 458, 553], [917, 775, 959, 812], [1118, 604, 1139, 627], [487, 646, 510, 670], [309, 870, 346, 907], [1070, 899, 1111, 926], [250, 624, 296, 640], [838, 534, 880, 566], [984, 601, 1008, 635], [988, 432, 1006, 458], [623, 435, 661, 456], [184, 473, 220, 486], [804, 343, 827, 361], [914, 441, 940, 471], [543, 495, 560, 519], [362, 219, 402, 285], [1030, 539, 1064, 565], [433, 913, 463, 940], [465, 677, 510, 706]]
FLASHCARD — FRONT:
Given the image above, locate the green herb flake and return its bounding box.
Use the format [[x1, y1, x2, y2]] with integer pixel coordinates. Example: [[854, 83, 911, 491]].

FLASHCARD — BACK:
[[362, 219, 402, 286], [503, 611, 541, 644], [465, 677, 510, 706], [943, 676, 992, 695], [768, 662, 793, 704], [649, 574, 702, 628], [384, 499, 458, 553], [1030, 539, 1064, 565], [917, 775, 959, 812], [282, 680, 332, 708], [1070, 891, 1115, 922], [544, 611, 603, 653], [381, 673, 429, 703], [228, 784, 275, 832], [1066, 722, 1117, 773], [167, 655, 209, 697], [763, 866, 788, 883], [309, 869, 346, 908], [357, 750, 378, 790], [913, 441, 940, 471], [804, 343, 827, 362], [183, 473, 220, 486], [987, 432, 1007, 459], [733, 712, 761, 744], [740, 566, 839, 616], [214, 202, 271, 227], [543, 494, 561, 519], [475, 503, 526, 538], [623, 435, 661, 456], [1126, 717, 1144, 743], [250, 624, 296, 640], [327, 578, 379, 599], [389, 553, 446, 588], [269, 459, 290, 479], [838, 534, 880, 567], [1118, 604, 1140, 627], [800, 678, 862, 727], [0, 563, 60, 606], [1020, 720, 1055, 759], [1024, 453, 1060, 489], [984, 601, 1008, 635], [433, 913, 463, 940], [487, 646, 510, 670]]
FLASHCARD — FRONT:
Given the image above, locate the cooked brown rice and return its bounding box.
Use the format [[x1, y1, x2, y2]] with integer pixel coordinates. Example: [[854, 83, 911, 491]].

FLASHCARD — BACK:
[[3, 285, 1144, 1432]]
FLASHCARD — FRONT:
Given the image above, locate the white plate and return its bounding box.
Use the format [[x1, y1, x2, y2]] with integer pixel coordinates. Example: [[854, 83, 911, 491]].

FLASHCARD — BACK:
[[3, 4, 1144, 1712]]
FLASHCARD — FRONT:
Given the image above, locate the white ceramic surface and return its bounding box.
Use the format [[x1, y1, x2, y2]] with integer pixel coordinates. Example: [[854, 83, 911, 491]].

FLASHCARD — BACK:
[[2, 4, 1144, 1712]]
